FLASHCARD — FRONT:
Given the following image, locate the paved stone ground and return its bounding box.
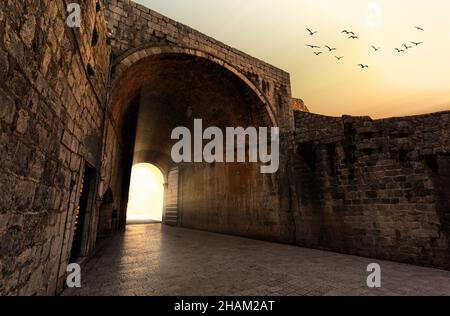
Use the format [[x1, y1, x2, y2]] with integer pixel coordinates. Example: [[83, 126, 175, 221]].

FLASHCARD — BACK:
[[62, 224, 450, 296]]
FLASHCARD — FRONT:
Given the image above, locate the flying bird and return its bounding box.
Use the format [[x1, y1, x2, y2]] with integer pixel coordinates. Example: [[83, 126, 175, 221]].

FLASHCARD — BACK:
[[395, 48, 405, 53], [411, 41, 424, 46], [306, 44, 321, 49], [371, 45, 381, 52], [313, 52, 322, 56], [342, 30, 355, 35], [335, 56, 344, 60], [349, 35, 359, 39], [325, 45, 337, 51], [402, 44, 413, 49], [307, 28, 318, 35], [415, 26, 425, 31], [357, 64, 369, 69]]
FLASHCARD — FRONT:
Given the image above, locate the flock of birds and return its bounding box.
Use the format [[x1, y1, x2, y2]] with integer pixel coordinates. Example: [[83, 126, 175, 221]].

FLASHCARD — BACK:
[[305, 26, 425, 69]]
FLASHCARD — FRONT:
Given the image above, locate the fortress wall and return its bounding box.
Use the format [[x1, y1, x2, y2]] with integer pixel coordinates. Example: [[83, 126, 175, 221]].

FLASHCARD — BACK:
[[292, 111, 450, 269], [0, 0, 110, 295]]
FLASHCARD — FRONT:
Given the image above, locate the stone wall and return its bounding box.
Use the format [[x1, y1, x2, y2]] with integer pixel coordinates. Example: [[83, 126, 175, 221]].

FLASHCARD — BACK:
[[0, 0, 110, 295], [291, 111, 450, 269], [291, 98, 309, 112], [179, 161, 295, 243]]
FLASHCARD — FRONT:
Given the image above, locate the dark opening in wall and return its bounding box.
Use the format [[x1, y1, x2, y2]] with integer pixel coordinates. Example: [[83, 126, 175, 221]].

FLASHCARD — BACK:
[[433, 155, 450, 231], [361, 132, 374, 140], [343, 122, 357, 165], [70, 164, 96, 262], [326, 142, 336, 176], [92, 27, 99, 46], [395, 131, 412, 138], [361, 148, 375, 156], [424, 154, 439, 173], [298, 141, 317, 172], [399, 149, 410, 163], [87, 64, 95, 77]]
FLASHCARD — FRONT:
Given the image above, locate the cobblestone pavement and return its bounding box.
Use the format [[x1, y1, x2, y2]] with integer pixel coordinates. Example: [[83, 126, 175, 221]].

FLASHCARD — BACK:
[[62, 224, 450, 296]]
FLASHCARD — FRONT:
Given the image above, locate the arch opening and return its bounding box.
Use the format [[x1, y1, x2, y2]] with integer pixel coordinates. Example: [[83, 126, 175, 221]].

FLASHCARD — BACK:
[[109, 50, 286, 239], [109, 51, 275, 135], [126, 163, 165, 224]]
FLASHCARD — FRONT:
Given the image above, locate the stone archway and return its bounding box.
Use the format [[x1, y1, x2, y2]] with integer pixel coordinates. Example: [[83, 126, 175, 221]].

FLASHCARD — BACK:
[[109, 45, 278, 129], [105, 47, 294, 241]]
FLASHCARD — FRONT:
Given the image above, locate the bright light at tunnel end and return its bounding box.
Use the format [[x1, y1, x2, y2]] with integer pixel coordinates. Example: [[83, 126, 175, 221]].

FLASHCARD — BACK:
[[170, 119, 280, 174], [126, 163, 165, 223]]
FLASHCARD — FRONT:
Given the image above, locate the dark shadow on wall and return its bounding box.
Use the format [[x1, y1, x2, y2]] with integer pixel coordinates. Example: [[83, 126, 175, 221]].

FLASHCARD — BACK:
[[117, 96, 140, 231], [96, 188, 115, 239]]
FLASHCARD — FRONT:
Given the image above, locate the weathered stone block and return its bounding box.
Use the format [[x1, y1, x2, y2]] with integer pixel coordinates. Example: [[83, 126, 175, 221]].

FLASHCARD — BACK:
[[0, 48, 9, 80], [0, 88, 16, 125], [15, 109, 29, 134], [19, 14, 36, 48]]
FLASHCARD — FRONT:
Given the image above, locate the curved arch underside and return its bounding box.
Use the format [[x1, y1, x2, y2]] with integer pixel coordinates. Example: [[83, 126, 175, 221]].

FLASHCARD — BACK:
[[109, 46, 278, 129], [110, 49, 277, 169]]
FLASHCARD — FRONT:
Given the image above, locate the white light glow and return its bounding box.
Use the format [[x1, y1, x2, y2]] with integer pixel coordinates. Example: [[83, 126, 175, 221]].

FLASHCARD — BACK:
[[126, 163, 165, 223]]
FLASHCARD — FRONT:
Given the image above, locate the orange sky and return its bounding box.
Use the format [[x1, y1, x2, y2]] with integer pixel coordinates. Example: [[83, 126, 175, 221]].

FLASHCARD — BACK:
[[135, 0, 450, 118]]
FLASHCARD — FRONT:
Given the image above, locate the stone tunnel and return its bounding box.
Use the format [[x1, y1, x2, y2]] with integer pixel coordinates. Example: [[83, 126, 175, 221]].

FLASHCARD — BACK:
[[0, 0, 449, 295]]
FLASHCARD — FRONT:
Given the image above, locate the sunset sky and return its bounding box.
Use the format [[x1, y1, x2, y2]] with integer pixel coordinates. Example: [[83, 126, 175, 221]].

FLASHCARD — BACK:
[[135, 0, 450, 118]]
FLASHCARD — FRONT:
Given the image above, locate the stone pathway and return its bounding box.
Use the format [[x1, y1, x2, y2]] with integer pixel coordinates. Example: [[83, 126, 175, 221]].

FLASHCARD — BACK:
[[62, 224, 450, 296]]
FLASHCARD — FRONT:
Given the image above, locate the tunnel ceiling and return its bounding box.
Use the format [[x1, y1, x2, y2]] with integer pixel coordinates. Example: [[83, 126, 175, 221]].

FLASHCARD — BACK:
[[110, 53, 272, 168], [111, 54, 271, 129]]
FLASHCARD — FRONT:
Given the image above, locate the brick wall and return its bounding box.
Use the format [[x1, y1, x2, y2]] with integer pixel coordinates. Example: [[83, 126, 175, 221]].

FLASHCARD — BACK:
[[291, 111, 450, 269]]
